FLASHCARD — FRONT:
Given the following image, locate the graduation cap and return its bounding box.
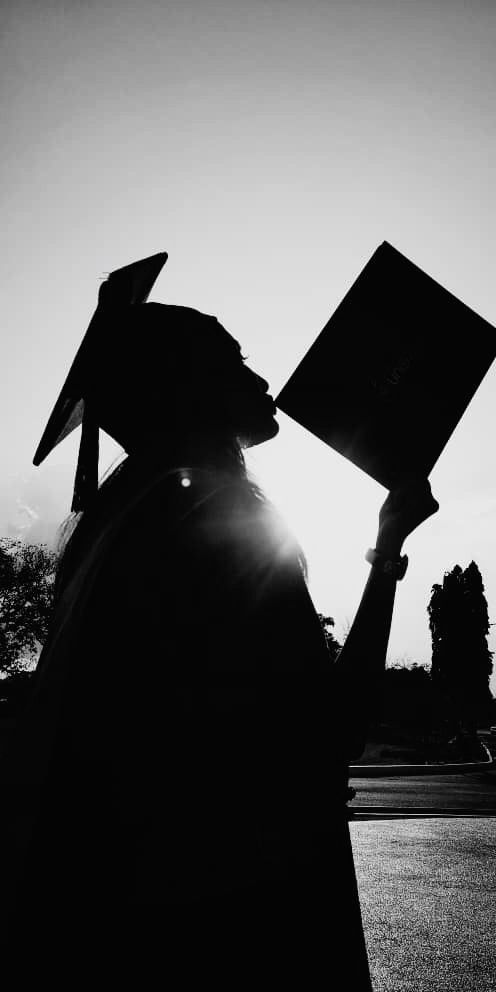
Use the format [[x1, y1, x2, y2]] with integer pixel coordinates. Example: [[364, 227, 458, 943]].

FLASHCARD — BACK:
[[33, 252, 168, 512], [276, 242, 496, 489]]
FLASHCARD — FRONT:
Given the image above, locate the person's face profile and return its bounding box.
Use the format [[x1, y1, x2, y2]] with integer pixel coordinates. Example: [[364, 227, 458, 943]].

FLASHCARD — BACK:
[[95, 310, 280, 452], [214, 334, 279, 447]]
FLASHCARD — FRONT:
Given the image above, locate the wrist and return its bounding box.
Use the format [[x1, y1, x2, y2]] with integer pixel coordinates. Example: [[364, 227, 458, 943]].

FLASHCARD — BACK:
[[376, 540, 403, 558], [375, 530, 404, 558], [366, 547, 409, 581]]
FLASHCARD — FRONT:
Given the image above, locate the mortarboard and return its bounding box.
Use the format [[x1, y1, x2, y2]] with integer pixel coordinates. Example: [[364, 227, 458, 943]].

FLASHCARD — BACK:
[[33, 252, 168, 512], [276, 242, 496, 489]]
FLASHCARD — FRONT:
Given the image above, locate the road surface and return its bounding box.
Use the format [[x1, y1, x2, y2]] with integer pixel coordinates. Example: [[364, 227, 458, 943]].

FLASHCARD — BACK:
[[349, 770, 496, 815], [350, 817, 496, 992], [349, 761, 496, 990]]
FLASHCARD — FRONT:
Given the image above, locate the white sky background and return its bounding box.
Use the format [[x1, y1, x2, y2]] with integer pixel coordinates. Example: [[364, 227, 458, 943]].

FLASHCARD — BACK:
[[2, 0, 496, 687]]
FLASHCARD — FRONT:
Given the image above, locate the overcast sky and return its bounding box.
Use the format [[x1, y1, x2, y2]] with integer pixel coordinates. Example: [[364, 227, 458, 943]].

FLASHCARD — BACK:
[[2, 0, 496, 687]]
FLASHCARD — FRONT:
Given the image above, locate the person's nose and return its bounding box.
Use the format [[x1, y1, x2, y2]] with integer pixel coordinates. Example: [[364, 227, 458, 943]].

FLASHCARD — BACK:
[[254, 372, 269, 393]]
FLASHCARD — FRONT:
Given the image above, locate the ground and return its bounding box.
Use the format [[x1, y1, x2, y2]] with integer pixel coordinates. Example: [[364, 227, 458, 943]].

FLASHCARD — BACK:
[[351, 817, 496, 992]]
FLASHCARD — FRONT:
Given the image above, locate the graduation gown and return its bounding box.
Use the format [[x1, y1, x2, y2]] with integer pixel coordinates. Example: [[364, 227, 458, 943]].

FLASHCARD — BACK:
[[4, 465, 372, 984]]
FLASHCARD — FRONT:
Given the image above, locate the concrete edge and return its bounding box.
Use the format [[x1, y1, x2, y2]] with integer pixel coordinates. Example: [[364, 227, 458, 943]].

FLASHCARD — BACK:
[[349, 743, 493, 777], [350, 810, 496, 820]]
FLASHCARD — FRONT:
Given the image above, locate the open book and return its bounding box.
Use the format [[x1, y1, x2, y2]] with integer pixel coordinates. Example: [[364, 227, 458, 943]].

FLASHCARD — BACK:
[[276, 242, 496, 489]]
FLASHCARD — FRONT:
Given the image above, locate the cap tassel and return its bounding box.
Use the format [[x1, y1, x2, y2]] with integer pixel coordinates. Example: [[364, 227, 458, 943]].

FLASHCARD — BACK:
[[71, 407, 100, 513]]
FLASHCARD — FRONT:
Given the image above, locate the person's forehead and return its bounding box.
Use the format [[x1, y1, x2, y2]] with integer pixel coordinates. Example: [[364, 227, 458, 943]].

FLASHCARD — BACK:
[[119, 304, 246, 367], [210, 321, 243, 357]]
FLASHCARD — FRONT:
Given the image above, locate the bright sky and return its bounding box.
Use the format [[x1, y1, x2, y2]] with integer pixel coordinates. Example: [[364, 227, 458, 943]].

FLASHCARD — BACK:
[[2, 0, 496, 688]]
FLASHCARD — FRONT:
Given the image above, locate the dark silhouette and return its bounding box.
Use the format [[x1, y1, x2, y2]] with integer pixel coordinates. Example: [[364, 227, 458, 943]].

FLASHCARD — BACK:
[[317, 613, 342, 662], [372, 664, 451, 764], [0, 539, 56, 674], [429, 561, 494, 732], [276, 241, 496, 491], [3, 255, 439, 979], [380, 662, 433, 733]]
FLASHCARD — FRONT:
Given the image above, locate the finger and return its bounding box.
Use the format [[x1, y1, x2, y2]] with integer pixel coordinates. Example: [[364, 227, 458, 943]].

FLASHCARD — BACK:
[[391, 477, 433, 500]]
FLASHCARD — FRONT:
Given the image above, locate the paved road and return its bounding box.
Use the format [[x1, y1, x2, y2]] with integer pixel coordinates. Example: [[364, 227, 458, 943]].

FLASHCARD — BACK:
[[350, 817, 496, 992], [349, 771, 496, 813]]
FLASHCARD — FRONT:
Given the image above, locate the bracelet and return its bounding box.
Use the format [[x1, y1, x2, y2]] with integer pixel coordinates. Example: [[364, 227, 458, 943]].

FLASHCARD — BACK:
[[365, 547, 408, 581]]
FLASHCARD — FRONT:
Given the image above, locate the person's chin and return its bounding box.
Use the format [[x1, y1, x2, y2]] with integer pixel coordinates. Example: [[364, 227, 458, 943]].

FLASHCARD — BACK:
[[241, 416, 280, 448]]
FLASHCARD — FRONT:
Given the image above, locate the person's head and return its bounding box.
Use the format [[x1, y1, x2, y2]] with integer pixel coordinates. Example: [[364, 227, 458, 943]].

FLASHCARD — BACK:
[[89, 303, 279, 459], [52, 303, 280, 586]]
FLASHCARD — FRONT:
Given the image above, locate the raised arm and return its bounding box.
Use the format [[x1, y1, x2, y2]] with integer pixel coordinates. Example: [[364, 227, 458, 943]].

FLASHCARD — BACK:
[[335, 478, 439, 759]]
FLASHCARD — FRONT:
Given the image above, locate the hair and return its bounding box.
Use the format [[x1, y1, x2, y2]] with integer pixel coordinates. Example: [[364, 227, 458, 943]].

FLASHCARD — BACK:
[[55, 441, 306, 613], [55, 434, 251, 593]]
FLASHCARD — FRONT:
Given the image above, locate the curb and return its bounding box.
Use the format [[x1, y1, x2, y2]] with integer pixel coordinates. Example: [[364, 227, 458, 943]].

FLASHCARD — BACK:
[[350, 807, 496, 820], [349, 744, 493, 777]]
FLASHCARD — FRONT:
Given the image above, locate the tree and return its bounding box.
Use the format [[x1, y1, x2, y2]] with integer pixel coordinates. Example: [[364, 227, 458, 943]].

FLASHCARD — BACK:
[[317, 614, 342, 662], [0, 538, 56, 674], [381, 663, 433, 732], [428, 561, 493, 730]]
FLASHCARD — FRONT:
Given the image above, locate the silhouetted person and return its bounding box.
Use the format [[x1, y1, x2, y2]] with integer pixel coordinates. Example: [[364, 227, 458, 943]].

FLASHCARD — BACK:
[[4, 262, 438, 982]]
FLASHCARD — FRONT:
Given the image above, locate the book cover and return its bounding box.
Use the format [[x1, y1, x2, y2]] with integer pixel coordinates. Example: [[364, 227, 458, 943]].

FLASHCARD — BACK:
[[276, 242, 496, 489]]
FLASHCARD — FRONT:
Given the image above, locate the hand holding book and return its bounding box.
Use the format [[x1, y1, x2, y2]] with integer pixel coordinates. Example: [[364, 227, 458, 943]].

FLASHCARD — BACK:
[[376, 477, 439, 557]]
